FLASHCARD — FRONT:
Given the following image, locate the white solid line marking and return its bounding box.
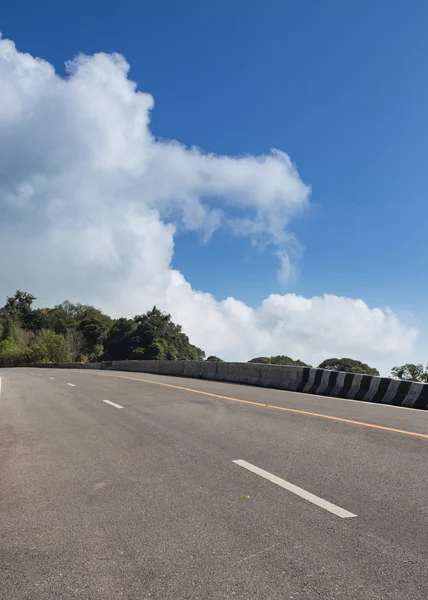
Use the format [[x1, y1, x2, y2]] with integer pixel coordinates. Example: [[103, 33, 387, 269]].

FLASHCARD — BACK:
[[66, 383, 76, 387], [102, 399, 123, 409], [232, 459, 357, 519], [49, 377, 55, 380], [0, 376, 2, 396]]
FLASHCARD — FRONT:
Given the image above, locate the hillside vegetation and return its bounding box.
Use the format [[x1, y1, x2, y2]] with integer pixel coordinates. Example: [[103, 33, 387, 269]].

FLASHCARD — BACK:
[[1, 291, 425, 381], [0, 291, 204, 366]]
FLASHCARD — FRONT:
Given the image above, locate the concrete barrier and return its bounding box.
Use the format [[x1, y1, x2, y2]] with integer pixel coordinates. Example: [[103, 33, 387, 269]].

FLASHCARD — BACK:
[[219, 362, 251, 384], [215, 362, 230, 382], [199, 361, 218, 379], [256, 364, 301, 391], [162, 360, 185, 377], [284, 367, 304, 391], [9, 360, 428, 410], [182, 361, 199, 378]]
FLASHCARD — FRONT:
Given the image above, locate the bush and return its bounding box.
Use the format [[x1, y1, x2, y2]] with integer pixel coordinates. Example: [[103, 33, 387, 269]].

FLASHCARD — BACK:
[[317, 357, 379, 376], [145, 338, 178, 360], [206, 355, 224, 362], [248, 357, 271, 364], [39, 330, 70, 363], [27, 343, 50, 363], [0, 339, 23, 366]]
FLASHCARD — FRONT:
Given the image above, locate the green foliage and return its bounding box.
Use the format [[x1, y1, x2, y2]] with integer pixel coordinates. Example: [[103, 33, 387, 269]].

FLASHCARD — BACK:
[[391, 363, 428, 382], [248, 355, 310, 367], [66, 329, 86, 361], [1, 291, 394, 376], [270, 355, 310, 367], [88, 343, 105, 363], [0, 339, 24, 365], [39, 330, 70, 363], [145, 339, 166, 360], [317, 357, 380, 376], [22, 308, 50, 332], [27, 343, 51, 363], [103, 306, 204, 362], [78, 312, 111, 356], [248, 357, 271, 364], [145, 338, 178, 360], [0, 293, 204, 366], [4, 291, 36, 319], [0, 338, 49, 365], [103, 318, 135, 360], [2, 319, 20, 344], [129, 347, 146, 360]]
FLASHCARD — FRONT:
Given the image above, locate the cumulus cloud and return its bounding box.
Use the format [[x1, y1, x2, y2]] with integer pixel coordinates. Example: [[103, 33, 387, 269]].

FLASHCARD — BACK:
[[0, 36, 418, 373]]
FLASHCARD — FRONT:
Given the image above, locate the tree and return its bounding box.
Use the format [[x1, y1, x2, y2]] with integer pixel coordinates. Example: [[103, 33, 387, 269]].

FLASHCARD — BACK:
[[4, 290, 36, 317], [182, 344, 205, 361], [206, 355, 224, 362], [1, 291, 38, 337], [44, 305, 77, 335], [38, 330, 70, 363], [21, 308, 50, 332], [0, 293, 205, 366], [145, 338, 177, 360], [67, 329, 86, 361], [248, 355, 310, 367], [2, 320, 32, 347], [26, 342, 50, 364], [103, 318, 136, 360], [76, 307, 112, 359], [270, 355, 310, 367], [248, 357, 271, 364], [391, 363, 428, 382], [103, 307, 204, 361], [0, 339, 23, 366], [0, 337, 49, 366], [317, 357, 379, 376], [79, 316, 107, 355]]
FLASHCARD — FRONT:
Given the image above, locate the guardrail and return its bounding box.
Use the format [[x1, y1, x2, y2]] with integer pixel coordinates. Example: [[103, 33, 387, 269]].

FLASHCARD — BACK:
[[12, 359, 428, 410]]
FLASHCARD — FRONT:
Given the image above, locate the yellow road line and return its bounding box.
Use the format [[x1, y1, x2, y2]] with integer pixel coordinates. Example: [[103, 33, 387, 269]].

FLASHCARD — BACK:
[[68, 370, 428, 440]]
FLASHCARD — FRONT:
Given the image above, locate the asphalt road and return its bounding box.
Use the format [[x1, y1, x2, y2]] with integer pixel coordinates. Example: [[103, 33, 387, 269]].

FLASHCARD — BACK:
[[1, 368, 427, 599]]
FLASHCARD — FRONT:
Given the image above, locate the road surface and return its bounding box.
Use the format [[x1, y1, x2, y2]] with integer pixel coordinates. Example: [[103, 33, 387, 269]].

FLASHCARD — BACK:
[[1, 367, 427, 599]]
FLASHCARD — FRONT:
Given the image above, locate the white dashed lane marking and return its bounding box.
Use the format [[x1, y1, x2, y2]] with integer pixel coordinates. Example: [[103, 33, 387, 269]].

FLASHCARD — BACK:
[[232, 459, 357, 519], [102, 399, 123, 409]]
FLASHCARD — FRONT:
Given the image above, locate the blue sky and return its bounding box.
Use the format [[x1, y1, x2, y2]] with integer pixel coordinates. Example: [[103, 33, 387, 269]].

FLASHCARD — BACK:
[[1, 0, 427, 368]]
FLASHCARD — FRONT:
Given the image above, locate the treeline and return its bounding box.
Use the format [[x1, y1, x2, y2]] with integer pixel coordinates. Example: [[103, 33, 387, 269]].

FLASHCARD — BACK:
[[247, 355, 428, 382], [0, 291, 205, 366], [1, 291, 426, 382], [390, 363, 428, 383], [248, 355, 310, 367], [247, 355, 379, 375], [212, 354, 380, 376]]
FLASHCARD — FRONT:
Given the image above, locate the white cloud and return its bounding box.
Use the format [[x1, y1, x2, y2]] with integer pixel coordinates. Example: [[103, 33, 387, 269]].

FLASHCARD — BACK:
[[0, 36, 419, 374], [276, 252, 297, 285]]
